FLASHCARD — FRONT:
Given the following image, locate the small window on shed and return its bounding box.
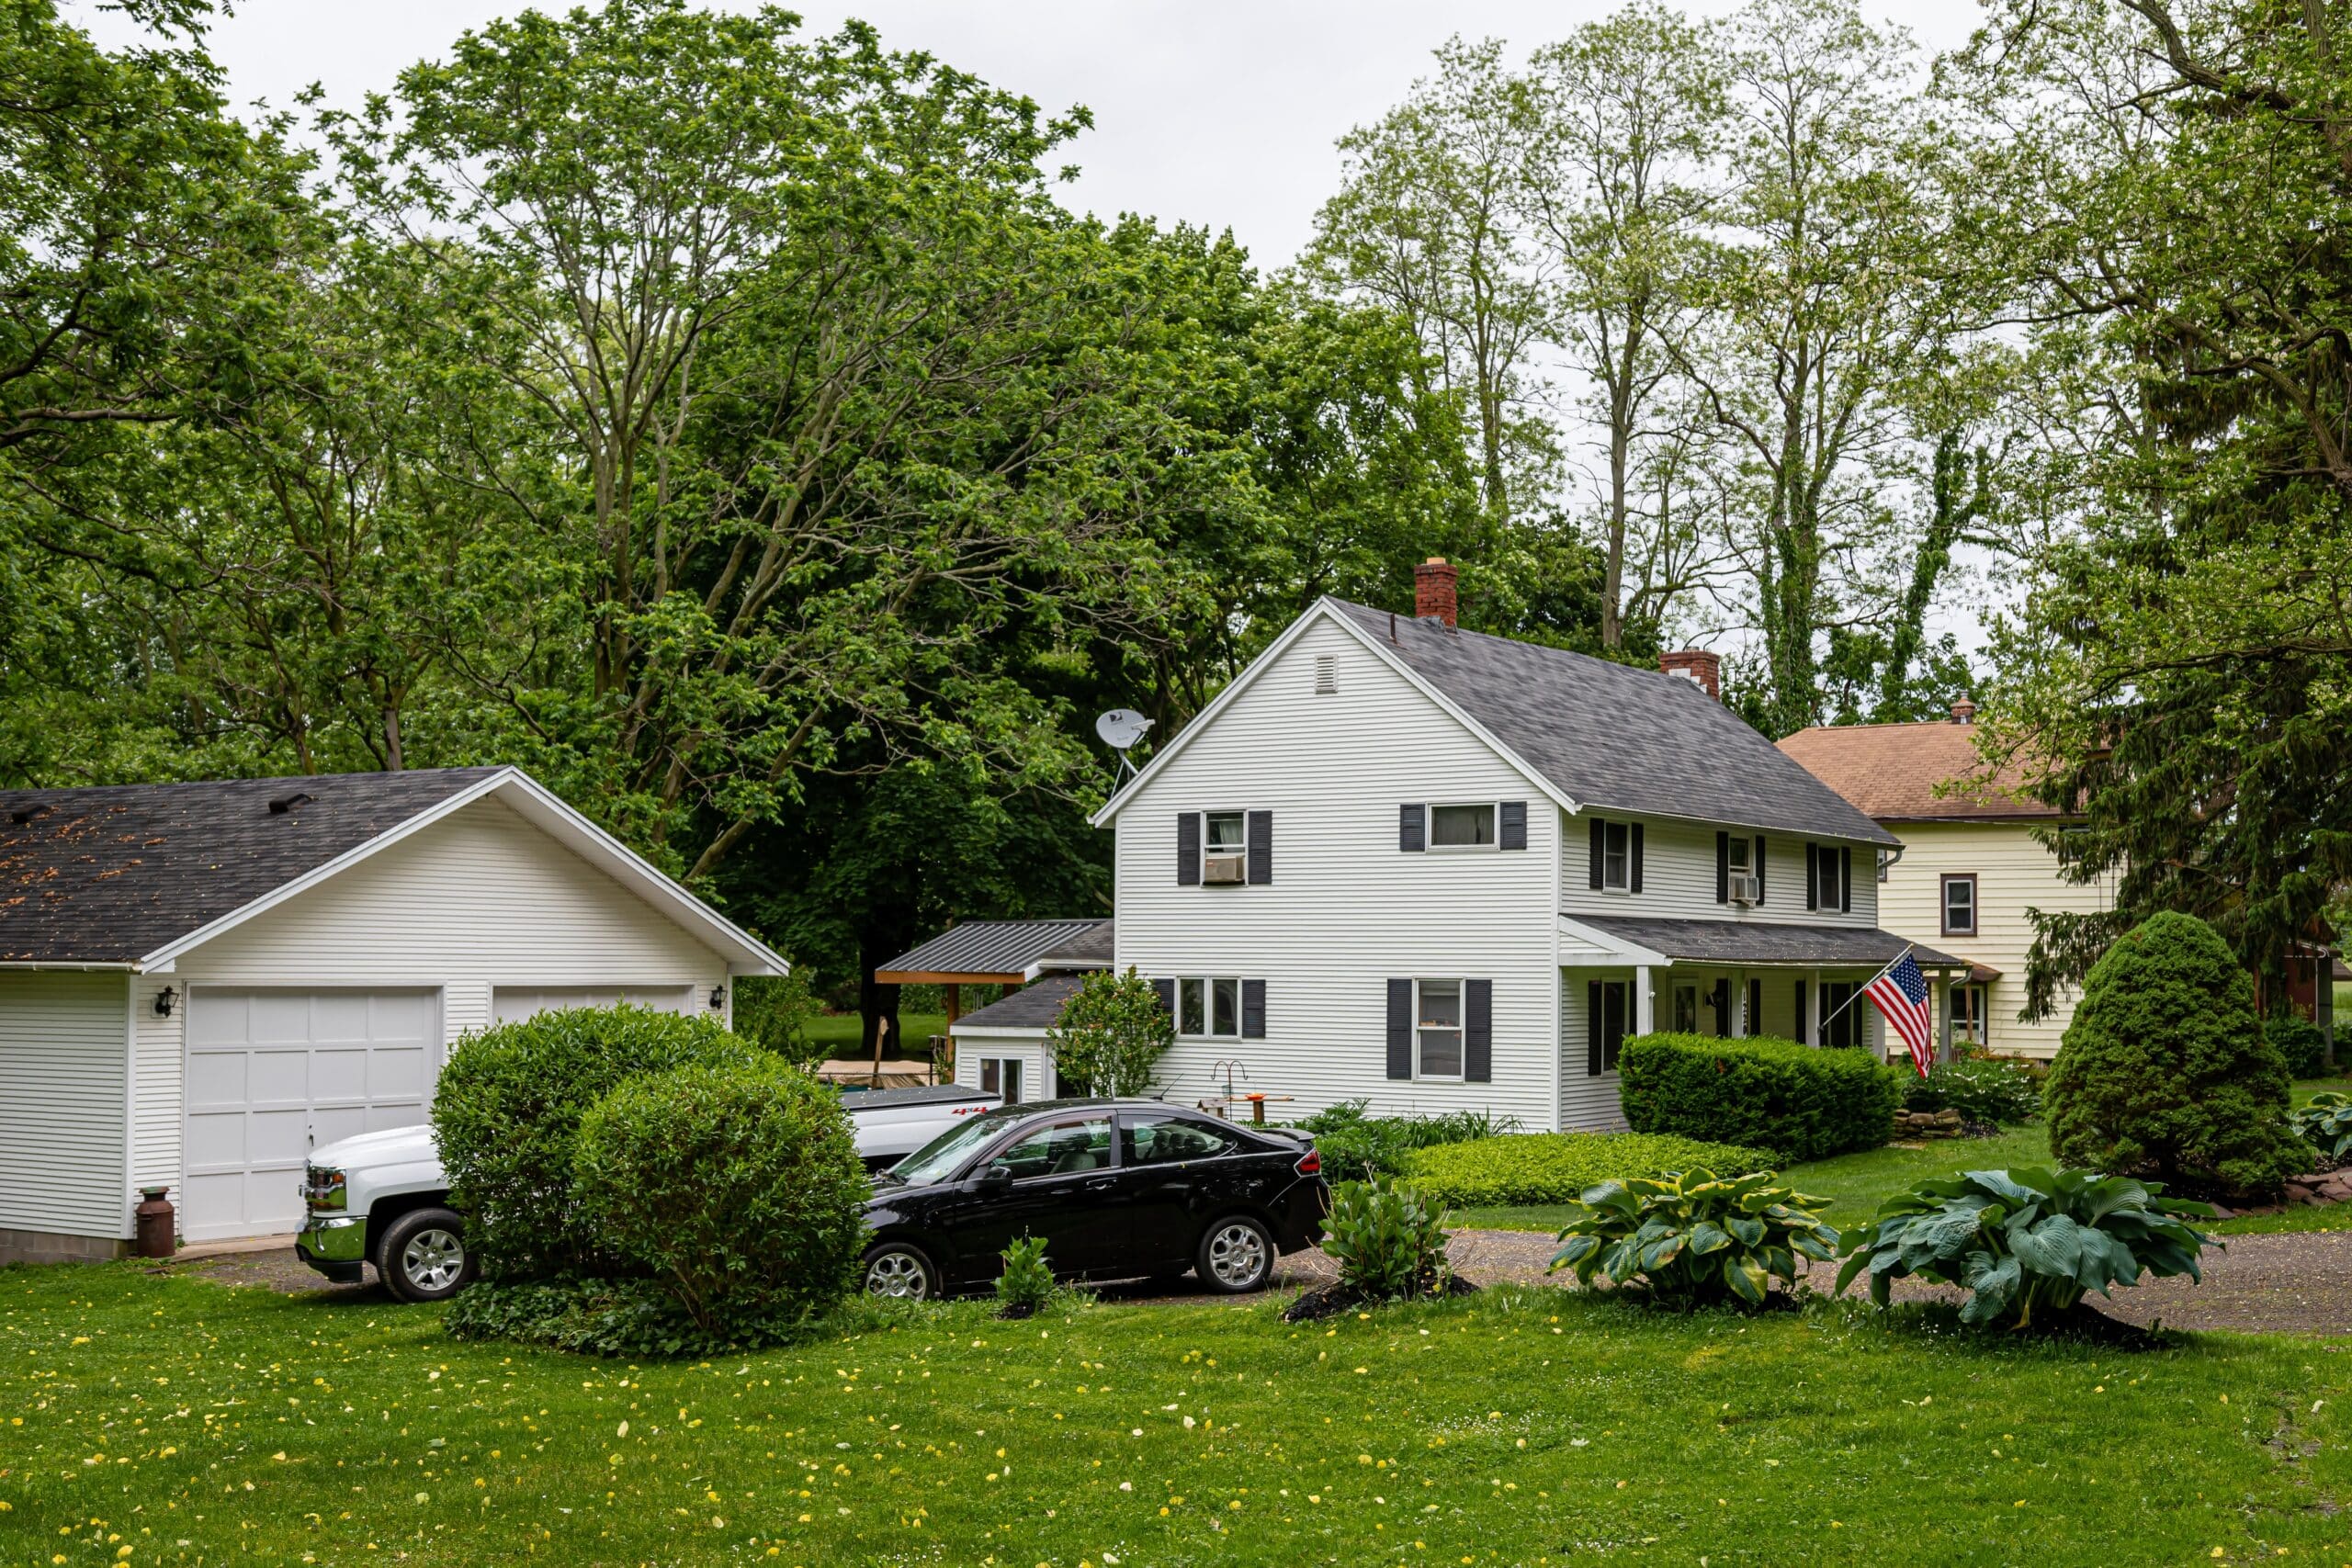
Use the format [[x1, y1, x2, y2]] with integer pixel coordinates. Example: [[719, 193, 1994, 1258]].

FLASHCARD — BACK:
[[1315, 653, 1338, 694]]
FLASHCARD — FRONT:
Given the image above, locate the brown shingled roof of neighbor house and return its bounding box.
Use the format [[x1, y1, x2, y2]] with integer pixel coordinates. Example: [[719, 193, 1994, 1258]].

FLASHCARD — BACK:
[[1775, 719, 2060, 822]]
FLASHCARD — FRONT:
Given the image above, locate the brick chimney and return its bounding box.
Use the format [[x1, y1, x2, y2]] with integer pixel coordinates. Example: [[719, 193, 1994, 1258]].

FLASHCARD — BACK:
[[1950, 696, 1978, 725], [1413, 557, 1458, 627], [1659, 649, 1722, 700]]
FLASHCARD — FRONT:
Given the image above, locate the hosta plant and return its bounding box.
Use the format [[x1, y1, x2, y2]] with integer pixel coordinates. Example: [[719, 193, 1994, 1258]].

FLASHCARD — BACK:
[[1320, 1178, 1452, 1300], [1548, 1169, 1838, 1308], [2292, 1092, 2352, 1161], [1836, 1167, 2216, 1330]]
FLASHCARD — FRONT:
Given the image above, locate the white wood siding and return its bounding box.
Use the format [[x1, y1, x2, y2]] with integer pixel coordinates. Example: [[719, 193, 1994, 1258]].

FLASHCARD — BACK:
[[1877, 819, 2112, 1058], [1558, 812, 1880, 929], [182, 795, 729, 987], [0, 972, 131, 1238], [130, 976, 182, 1196], [1111, 616, 1563, 1129], [952, 1029, 1048, 1104]]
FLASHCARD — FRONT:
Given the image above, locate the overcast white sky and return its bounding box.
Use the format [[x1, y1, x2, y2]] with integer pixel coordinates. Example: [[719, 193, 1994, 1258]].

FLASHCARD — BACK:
[[78, 0, 1985, 270]]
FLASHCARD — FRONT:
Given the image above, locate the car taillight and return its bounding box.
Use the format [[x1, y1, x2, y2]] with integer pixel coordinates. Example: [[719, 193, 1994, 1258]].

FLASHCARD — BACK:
[[1295, 1148, 1320, 1177]]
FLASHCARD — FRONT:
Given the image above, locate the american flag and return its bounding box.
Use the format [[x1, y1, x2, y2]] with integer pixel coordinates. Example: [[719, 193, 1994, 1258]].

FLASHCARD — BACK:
[[1865, 951, 1935, 1077]]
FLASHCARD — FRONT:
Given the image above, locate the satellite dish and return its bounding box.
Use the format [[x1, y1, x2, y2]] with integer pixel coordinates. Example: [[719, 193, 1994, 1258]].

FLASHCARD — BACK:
[[1095, 709, 1152, 781], [1095, 709, 1152, 750]]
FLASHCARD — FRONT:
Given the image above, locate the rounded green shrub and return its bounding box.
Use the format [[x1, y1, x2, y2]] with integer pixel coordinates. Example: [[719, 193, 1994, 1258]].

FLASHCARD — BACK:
[[1617, 1032, 1905, 1161], [1399, 1132, 1774, 1208], [433, 1005, 761, 1280], [2044, 912, 2307, 1194], [2266, 1013, 2329, 1080], [573, 1060, 867, 1343]]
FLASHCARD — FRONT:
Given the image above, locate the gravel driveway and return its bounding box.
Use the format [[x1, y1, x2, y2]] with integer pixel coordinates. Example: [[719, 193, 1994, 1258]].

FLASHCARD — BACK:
[[164, 1228, 2352, 1334]]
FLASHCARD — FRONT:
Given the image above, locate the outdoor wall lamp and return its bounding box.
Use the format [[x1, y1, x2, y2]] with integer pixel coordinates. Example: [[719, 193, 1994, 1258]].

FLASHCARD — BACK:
[[153, 986, 176, 1018], [708, 986, 727, 1010]]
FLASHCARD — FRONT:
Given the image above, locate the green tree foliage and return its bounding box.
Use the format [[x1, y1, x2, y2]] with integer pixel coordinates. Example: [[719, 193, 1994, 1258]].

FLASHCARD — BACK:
[[1043, 967, 1174, 1098], [1964, 0, 2352, 1002], [2044, 913, 2307, 1194]]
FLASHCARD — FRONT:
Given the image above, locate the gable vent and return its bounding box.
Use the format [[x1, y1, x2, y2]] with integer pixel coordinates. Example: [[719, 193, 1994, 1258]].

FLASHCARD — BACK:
[[1314, 653, 1338, 695]]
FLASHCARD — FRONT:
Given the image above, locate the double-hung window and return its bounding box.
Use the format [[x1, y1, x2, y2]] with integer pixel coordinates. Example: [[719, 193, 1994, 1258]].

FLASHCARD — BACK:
[[1941, 874, 1978, 937], [1672, 984, 1699, 1033], [1204, 811, 1247, 859], [1949, 982, 1988, 1048], [1416, 979, 1464, 1079], [1600, 821, 1631, 889], [978, 1057, 1024, 1105]]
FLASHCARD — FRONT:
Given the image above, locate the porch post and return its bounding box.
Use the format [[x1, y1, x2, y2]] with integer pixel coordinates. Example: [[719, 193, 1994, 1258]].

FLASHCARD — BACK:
[[1634, 965, 1654, 1035], [1938, 973, 1954, 1064]]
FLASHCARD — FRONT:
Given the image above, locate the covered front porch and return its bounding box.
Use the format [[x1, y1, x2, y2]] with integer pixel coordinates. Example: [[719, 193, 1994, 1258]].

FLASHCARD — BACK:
[[1557, 916, 1970, 1119]]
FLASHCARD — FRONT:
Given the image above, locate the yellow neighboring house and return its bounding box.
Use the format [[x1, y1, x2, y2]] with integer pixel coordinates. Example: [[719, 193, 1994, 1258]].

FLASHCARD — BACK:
[[1778, 703, 2114, 1059]]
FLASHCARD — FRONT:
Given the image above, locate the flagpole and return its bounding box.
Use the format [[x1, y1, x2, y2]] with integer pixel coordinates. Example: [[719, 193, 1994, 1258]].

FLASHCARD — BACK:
[[1816, 946, 1911, 1034]]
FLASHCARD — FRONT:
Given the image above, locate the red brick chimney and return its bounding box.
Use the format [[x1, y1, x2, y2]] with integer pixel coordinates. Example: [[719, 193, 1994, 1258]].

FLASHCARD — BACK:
[[1950, 696, 1978, 725], [1414, 557, 1457, 627], [1659, 649, 1722, 700]]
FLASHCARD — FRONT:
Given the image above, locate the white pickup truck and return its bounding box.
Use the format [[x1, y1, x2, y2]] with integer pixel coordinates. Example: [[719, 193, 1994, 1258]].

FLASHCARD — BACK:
[[296, 1084, 999, 1302]]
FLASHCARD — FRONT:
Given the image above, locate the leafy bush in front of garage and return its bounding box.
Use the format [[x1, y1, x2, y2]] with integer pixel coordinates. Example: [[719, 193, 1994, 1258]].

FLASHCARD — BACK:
[[574, 1059, 868, 1343], [434, 1005, 760, 1280], [1618, 1032, 1905, 1161], [2267, 1013, 2330, 1080], [1399, 1132, 1775, 1208], [1297, 1100, 1517, 1180]]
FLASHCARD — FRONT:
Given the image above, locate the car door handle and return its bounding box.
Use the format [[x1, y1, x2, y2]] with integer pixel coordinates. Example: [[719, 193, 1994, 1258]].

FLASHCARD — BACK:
[[1083, 1178, 1117, 1192]]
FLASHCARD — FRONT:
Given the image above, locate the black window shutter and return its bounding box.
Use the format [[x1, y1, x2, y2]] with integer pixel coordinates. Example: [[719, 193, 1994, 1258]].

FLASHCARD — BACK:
[[1464, 979, 1492, 1082], [1749, 978, 1763, 1037], [1840, 847, 1853, 911], [1589, 818, 1604, 889], [1753, 836, 1767, 902], [1603, 982, 1625, 1068], [1498, 800, 1527, 852], [1246, 810, 1272, 885], [1713, 977, 1731, 1038], [1399, 804, 1426, 853], [1794, 979, 1809, 1044], [1630, 824, 1645, 893], [1151, 977, 1175, 1017], [1177, 813, 1201, 886], [1385, 979, 1413, 1078], [1586, 980, 1603, 1075], [1715, 831, 1730, 903], [1804, 844, 1819, 910], [1241, 978, 1266, 1039]]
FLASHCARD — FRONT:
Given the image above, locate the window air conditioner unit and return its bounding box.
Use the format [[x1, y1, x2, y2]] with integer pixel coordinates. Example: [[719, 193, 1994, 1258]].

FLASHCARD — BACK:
[[1727, 871, 1762, 906], [1203, 853, 1248, 886]]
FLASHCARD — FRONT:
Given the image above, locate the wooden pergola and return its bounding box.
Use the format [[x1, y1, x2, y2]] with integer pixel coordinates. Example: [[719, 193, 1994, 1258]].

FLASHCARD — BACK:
[[872, 919, 1114, 1031]]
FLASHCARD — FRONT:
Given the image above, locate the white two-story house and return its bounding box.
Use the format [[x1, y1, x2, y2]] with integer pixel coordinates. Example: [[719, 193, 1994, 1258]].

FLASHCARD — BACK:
[[945, 560, 1967, 1130]]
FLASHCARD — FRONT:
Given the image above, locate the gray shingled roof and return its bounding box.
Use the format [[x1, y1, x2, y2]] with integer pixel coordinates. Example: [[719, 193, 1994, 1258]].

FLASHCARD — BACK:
[[1573, 914, 1962, 969], [1327, 601, 1898, 846], [952, 973, 1085, 1032], [875, 919, 1112, 981], [0, 768, 506, 964]]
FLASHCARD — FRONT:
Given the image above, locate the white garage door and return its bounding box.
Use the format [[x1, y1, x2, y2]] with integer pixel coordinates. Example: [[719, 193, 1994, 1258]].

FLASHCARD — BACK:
[[492, 986, 696, 1025], [181, 989, 441, 1242]]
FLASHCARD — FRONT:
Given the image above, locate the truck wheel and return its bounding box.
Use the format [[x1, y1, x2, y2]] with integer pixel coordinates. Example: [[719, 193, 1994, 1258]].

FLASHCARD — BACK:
[[860, 1241, 937, 1301], [378, 1208, 476, 1303]]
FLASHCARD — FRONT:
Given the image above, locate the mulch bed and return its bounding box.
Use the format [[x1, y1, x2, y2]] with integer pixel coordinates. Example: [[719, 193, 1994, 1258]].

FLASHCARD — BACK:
[[1282, 1273, 1477, 1323]]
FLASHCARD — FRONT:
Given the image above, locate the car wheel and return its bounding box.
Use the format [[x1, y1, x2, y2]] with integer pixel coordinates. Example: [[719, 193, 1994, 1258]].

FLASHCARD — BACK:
[[861, 1241, 937, 1301], [1197, 1215, 1275, 1294], [378, 1208, 476, 1303]]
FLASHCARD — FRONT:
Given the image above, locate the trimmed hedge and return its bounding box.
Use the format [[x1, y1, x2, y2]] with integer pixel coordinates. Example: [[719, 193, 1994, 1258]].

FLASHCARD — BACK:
[[1399, 1132, 1775, 1208], [1618, 1032, 1904, 1162], [434, 1005, 762, 1280]]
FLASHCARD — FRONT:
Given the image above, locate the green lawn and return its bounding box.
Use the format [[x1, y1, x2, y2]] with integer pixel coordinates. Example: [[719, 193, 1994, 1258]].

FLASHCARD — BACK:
[[7, 1262, 2352, 1566], [802, 1012, 948, 1060]]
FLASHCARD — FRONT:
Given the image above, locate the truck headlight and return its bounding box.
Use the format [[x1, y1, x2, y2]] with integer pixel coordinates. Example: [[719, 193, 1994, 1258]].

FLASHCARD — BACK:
[[305, 1167, 346, 1211]]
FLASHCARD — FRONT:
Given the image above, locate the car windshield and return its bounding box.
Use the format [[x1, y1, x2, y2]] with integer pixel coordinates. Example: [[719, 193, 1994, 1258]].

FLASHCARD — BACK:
[[889, 1109, 1024, 1187]]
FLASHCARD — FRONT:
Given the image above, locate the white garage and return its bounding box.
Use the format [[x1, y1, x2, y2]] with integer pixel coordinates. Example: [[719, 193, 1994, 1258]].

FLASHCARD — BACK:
[[0, 766, 786, 1264]]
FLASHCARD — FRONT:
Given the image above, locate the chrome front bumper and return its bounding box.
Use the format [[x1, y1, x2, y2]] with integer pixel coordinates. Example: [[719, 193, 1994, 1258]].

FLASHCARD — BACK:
[[297, 1214, 368, 1281]]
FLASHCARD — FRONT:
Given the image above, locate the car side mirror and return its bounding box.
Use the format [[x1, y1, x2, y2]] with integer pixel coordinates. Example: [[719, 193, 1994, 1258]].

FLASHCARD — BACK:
[[978, 1163, 1012, 1192]]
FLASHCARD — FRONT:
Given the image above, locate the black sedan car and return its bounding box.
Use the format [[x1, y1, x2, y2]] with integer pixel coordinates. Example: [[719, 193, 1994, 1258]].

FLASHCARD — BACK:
[[858, 1099, 1327, 1299]]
